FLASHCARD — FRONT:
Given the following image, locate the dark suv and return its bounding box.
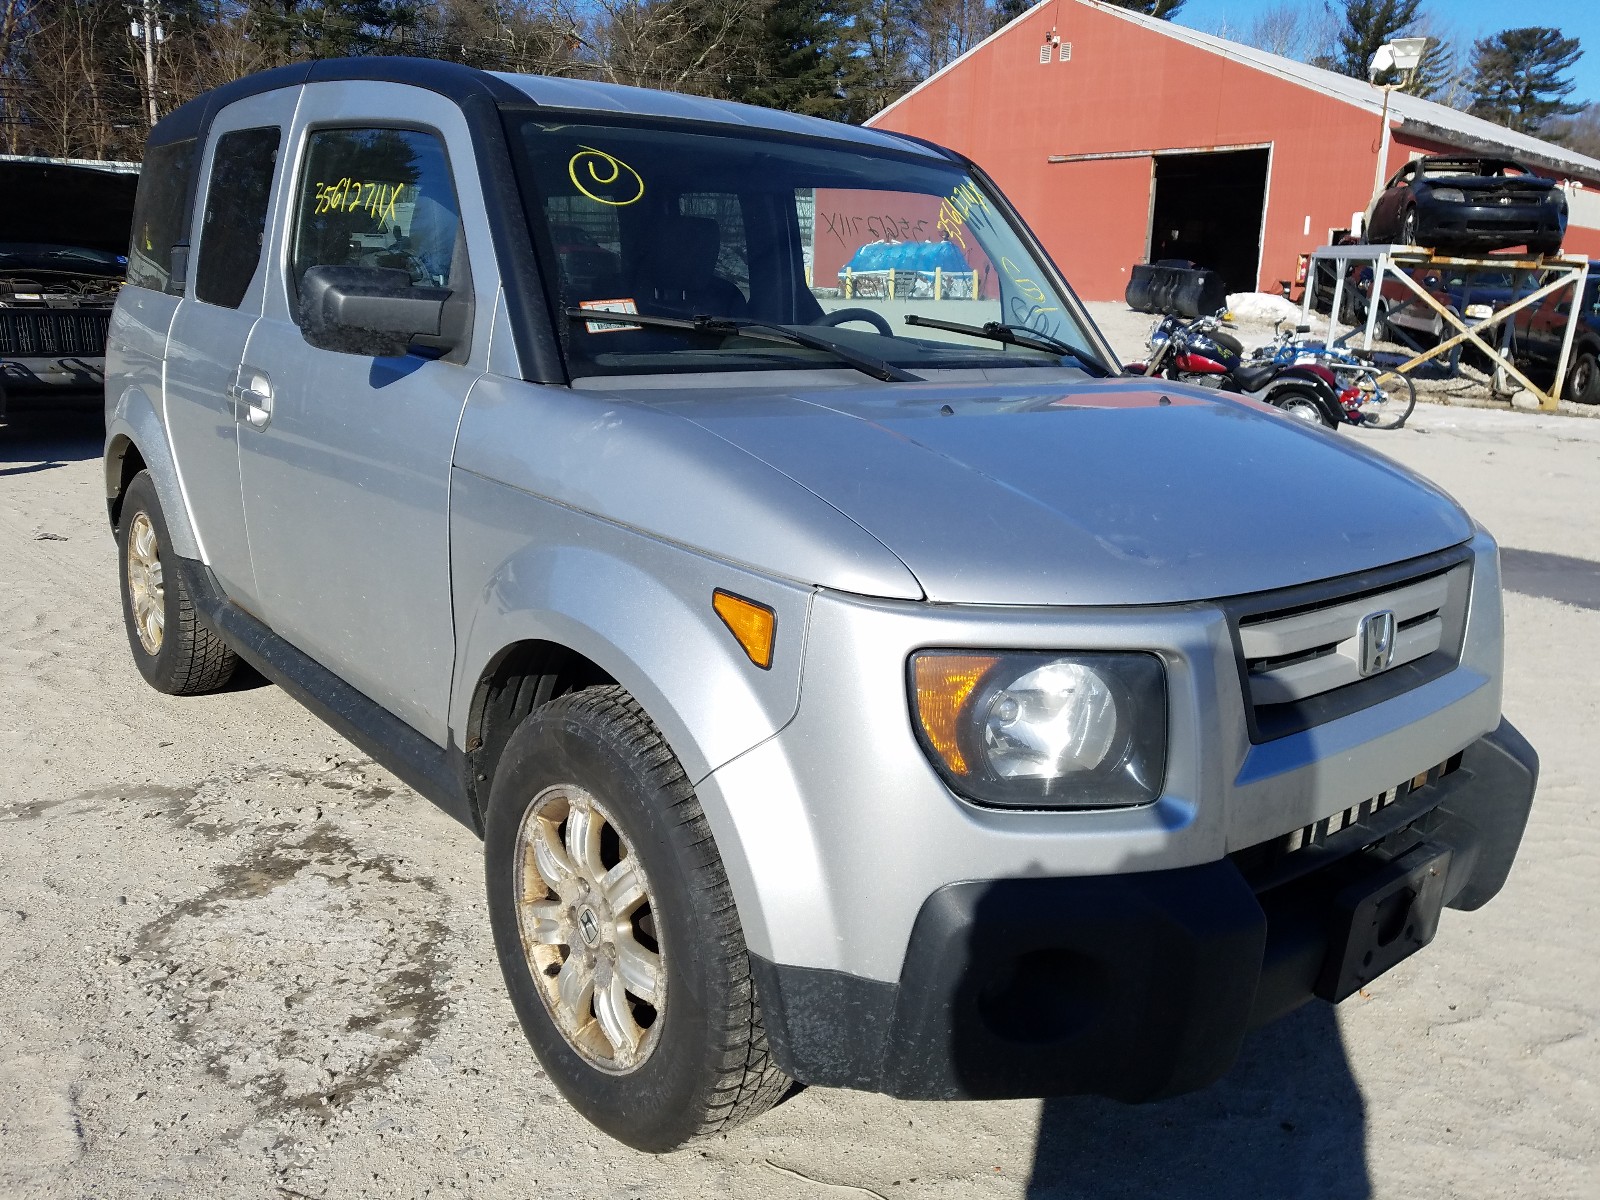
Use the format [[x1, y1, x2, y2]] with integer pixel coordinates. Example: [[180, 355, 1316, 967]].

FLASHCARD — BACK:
[[0, 157, 138, 420], [1512, 264, 1600, 403]]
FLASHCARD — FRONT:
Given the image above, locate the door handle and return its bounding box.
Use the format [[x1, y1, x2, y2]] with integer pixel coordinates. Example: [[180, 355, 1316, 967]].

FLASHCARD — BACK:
[[229, 368, 274, 430]]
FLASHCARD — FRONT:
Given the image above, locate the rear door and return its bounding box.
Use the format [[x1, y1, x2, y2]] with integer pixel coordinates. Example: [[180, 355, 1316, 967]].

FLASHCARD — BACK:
[[163, 91, 297, 605], [236, 83, 495, 745]]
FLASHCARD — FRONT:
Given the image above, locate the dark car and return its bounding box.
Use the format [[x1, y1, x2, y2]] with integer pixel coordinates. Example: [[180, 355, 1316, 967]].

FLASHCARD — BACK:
[[1511, 264, 1600, 403], [1364, 157, 1566, 257], [0, 157, 138, 421]]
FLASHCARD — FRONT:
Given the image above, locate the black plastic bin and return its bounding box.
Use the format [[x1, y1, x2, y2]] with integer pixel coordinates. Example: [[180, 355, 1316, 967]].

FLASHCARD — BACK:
[[1126, 260, 1228, 319]]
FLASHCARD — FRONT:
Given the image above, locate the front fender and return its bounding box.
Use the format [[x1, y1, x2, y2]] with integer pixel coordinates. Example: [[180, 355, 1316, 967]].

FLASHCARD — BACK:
[[449, 470, 818, 962], [448, 465, 812, 786], [104, 384, 202, 559]]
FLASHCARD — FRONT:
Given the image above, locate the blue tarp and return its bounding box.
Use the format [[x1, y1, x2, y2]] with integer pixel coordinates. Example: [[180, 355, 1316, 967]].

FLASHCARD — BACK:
[[842, 240, 971, 274]]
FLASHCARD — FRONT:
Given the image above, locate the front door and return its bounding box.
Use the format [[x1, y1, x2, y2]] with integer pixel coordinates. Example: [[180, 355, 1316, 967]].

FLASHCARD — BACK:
[[237, 85, 492, 745], [163, 91, 296, 604]]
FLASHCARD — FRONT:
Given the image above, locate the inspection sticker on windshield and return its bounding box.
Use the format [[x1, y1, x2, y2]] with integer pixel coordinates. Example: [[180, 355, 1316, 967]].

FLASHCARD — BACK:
[[579, 298, 641, 333]]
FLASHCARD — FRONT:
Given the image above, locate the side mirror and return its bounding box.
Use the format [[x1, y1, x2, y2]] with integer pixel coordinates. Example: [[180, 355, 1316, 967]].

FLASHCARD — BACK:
[[297, 264, 466, 358]]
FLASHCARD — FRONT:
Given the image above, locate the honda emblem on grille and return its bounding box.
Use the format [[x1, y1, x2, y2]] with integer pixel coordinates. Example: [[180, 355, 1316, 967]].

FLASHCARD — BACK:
[[1357, 610, 1397, 676]]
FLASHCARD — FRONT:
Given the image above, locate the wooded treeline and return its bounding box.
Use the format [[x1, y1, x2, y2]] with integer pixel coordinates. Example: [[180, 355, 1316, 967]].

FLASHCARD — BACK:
[[0, 0, 1592, 162], [0, 0, 1040, 159]]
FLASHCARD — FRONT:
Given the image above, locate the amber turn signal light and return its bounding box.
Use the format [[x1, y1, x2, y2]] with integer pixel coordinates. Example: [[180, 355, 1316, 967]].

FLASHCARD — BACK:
[[713, 590, 776, 670], [911, 653, 1000, 775]]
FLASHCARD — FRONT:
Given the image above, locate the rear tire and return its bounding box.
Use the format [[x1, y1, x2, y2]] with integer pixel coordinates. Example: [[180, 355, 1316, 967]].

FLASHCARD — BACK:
[[484, 685, 788, 1152], [1273, 387, 1336, 429], [117, 471, 238, 695], [1566, 349, 1600, 405]]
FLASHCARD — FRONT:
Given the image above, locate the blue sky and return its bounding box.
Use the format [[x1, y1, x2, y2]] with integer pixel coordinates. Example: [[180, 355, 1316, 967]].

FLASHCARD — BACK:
[[1175, 0, 1600, 105]]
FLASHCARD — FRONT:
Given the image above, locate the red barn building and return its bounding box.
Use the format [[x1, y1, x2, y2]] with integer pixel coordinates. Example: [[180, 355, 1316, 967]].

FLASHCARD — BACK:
[[868, 0, 1600, 301]]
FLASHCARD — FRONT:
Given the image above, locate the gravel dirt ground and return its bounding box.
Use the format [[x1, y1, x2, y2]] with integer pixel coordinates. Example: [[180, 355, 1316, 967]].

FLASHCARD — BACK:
[[3, 312, 1597, 1198]]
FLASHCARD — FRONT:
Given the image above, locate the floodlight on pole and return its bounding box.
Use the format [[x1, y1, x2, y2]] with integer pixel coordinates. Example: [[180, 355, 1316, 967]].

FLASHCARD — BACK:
[[1368, 38, 1433, 223]]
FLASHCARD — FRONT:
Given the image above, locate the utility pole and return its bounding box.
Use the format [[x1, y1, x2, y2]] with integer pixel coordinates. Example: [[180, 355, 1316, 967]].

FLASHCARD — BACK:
[[128, 0, 163, 127]]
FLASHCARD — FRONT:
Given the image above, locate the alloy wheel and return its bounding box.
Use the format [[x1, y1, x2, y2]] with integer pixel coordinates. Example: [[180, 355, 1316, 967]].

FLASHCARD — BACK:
[[514, 784, 665, 1073], [126, 511, 165, 655], [1571, 357, 1595, 402]]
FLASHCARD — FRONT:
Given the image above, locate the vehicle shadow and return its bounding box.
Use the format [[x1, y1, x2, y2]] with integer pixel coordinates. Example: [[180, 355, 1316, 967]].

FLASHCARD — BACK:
[[1025, 1004, 1369, 1198], [0, 409, 104, 469], [928, 868, 1372, 1200]]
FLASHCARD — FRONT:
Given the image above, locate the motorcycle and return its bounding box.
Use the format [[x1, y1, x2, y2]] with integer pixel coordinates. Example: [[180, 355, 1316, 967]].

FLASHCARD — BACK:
[[1125, 313, 1356, 428]]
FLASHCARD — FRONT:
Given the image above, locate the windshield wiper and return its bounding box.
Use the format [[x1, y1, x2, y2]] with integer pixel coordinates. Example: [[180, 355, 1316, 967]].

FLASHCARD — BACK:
[[565, 309, 919, 383], [903, 314, 1110, 377]]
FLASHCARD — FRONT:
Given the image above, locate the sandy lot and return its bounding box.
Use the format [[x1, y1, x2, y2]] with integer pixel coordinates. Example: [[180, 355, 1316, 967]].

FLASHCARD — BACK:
[[2, 337, 1598, 1197]]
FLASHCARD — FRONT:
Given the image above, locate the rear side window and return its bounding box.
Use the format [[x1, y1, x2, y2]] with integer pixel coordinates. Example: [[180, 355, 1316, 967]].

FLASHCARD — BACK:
[[289, 127, 462, 305], [126, 138, 197, 294], [195, 127, 282, 310]]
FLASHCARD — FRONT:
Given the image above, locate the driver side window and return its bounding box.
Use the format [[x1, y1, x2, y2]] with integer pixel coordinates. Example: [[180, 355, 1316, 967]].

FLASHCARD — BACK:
[[289, 127, 461, 310]]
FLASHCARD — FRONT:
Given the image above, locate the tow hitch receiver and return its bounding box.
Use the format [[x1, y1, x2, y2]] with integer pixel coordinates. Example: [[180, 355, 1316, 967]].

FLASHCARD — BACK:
[[1317, 838, 1453, 1002]]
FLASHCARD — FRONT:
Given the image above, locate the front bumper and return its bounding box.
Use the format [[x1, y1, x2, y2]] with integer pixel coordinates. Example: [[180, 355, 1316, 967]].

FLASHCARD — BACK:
[[750, 719, 1536, 1102], [0, 355, 106, 406], [1418, 199, 1564, 251]]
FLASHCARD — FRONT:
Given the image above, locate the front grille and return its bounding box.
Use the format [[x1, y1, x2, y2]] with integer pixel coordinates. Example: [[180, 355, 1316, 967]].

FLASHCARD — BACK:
[[1227, 548, 1473, 742], [0, 310, 111, 357], [1232, 752, 1464, 889]]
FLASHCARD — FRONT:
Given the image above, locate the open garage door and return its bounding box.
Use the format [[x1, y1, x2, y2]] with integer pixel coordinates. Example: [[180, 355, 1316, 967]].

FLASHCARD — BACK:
[[1148, 148, 1269, 295]]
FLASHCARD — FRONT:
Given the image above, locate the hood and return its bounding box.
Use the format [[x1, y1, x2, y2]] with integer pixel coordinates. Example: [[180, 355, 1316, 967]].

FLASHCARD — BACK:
[[0, 159, 139, 257], [631, 377, 1473, 606]]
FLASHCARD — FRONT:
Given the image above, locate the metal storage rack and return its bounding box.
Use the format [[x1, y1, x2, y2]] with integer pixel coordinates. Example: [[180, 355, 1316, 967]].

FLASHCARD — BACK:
[[1299, 243, 1590, 411]]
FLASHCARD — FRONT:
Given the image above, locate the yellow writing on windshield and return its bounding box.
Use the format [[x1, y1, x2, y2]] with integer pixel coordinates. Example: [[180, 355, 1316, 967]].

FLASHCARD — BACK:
[[936, 181, 989, 250], [1000, 256, 1057, 312], [569, 147, 645, 207], [312, 178, 405, 225]]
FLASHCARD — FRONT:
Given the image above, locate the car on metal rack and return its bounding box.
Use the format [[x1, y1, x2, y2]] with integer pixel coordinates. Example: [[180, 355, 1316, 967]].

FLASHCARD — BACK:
[[103, 58, 1538, 1153], [1364, 156, 1567, 256]]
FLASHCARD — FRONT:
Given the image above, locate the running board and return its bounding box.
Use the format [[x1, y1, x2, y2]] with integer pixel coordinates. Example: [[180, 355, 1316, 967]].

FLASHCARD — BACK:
[[172, 555, 478, 833]]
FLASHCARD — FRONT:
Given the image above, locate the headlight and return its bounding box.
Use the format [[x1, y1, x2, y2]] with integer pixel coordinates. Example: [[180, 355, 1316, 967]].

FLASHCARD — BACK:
[[1545, 190, 1566, 208], [1430, 187, 1465, 204], [909, 650, 1167, 809]]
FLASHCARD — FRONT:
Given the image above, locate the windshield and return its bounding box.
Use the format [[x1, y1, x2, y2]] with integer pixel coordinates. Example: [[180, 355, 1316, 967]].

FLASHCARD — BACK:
[[508, 116, 1104, 380]]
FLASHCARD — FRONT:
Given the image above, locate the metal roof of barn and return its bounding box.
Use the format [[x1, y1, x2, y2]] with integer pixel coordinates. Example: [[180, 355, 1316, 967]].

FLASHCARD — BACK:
[[872, 0, 1600, 186]]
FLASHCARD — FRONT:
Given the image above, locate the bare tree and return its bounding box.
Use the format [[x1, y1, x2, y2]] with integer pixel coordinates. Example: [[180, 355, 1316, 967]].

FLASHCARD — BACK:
[[1542, 102, 1600, 157], [581, 0, 758, 96], [914, 0, 993, 74], [20, 0, 142, 158], [1209, 0, 1340, 66]]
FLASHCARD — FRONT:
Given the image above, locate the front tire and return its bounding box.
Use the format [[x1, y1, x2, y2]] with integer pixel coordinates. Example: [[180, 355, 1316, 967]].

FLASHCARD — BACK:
[[484, 685, 788, 1151], [1565, 349, 1600, 404], [116, 471, 237, 695], [1400, 206, 1420, 248], [1357, 370, 1417, 429]]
